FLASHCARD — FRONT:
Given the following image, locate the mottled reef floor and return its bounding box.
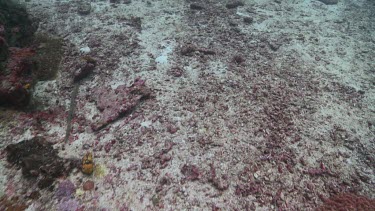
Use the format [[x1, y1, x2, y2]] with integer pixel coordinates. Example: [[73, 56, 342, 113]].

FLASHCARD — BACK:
[[0, 0, 374, 210]]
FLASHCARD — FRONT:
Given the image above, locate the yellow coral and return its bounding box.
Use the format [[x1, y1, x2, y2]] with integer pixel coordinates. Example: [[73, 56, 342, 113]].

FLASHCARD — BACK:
[[23, 83, 31, 89]]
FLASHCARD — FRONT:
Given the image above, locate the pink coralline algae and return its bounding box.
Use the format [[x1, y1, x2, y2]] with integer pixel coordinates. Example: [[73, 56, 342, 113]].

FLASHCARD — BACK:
[[90, 78, 152, 131], [303, 163, 335, 177], [55, 180, 76, 201], [0, 47, 35, 107], [181, 164, 200, 181], [58, 198, 80, 211]]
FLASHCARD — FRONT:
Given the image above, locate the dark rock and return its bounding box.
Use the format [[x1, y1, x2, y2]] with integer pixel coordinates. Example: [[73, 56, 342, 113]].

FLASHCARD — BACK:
[[190, 3, 204, 10], [0, 83, 31, 107], [243, 17, 253, 24], [127, 17, 142, 30], [228, 20, 238, 27], [83, 180, 95, 191], [198, 48, 216, 55], [168, 67, 184, 77], [77, 2, 91, 15], [167, 124, 179, 134], [28, 191, 41, 200], [56, 2, 71, 14], [317, 0, 338, 5], [74, 58, 96, 82], [5, 137, 77, 189], [226, 1, 244, 9], [123, 0, 132, 4], [358, 90, 365, 95], [268, 41, 281, 51], [180, 45, 196, 56], [38, 177, 54, 189], [231, 55, 246, 64], [0, 33, 8, 62]]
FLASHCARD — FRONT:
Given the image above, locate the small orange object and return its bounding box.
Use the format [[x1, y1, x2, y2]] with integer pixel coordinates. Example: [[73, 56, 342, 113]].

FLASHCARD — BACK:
[[23, 83, 31, 89], [82, 152, 94, 175]]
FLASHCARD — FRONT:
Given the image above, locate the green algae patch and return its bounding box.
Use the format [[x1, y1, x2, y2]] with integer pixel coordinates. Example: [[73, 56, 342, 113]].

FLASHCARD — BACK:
[[32, 34, 64, 81], [93, 164, 108, 179]]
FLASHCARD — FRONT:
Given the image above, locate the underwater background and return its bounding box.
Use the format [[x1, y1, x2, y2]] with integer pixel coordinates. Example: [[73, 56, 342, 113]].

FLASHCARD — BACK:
[[0, 0, 374, 210]]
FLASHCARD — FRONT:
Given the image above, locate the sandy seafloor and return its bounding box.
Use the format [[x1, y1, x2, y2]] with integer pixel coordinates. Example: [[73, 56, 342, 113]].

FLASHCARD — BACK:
[[0, 0, 374, 210]]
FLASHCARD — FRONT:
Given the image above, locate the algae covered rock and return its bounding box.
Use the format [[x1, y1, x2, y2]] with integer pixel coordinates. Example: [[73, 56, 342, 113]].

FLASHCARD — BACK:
[[5, 137, 78, 189], [0, 0, 37, 47], [0, 0, 36, 107], [0, 1, 64, 107]]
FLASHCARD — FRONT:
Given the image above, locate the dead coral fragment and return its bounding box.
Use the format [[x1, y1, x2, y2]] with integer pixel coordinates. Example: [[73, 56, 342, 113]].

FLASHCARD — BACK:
[[82, 152, 94, 175]]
